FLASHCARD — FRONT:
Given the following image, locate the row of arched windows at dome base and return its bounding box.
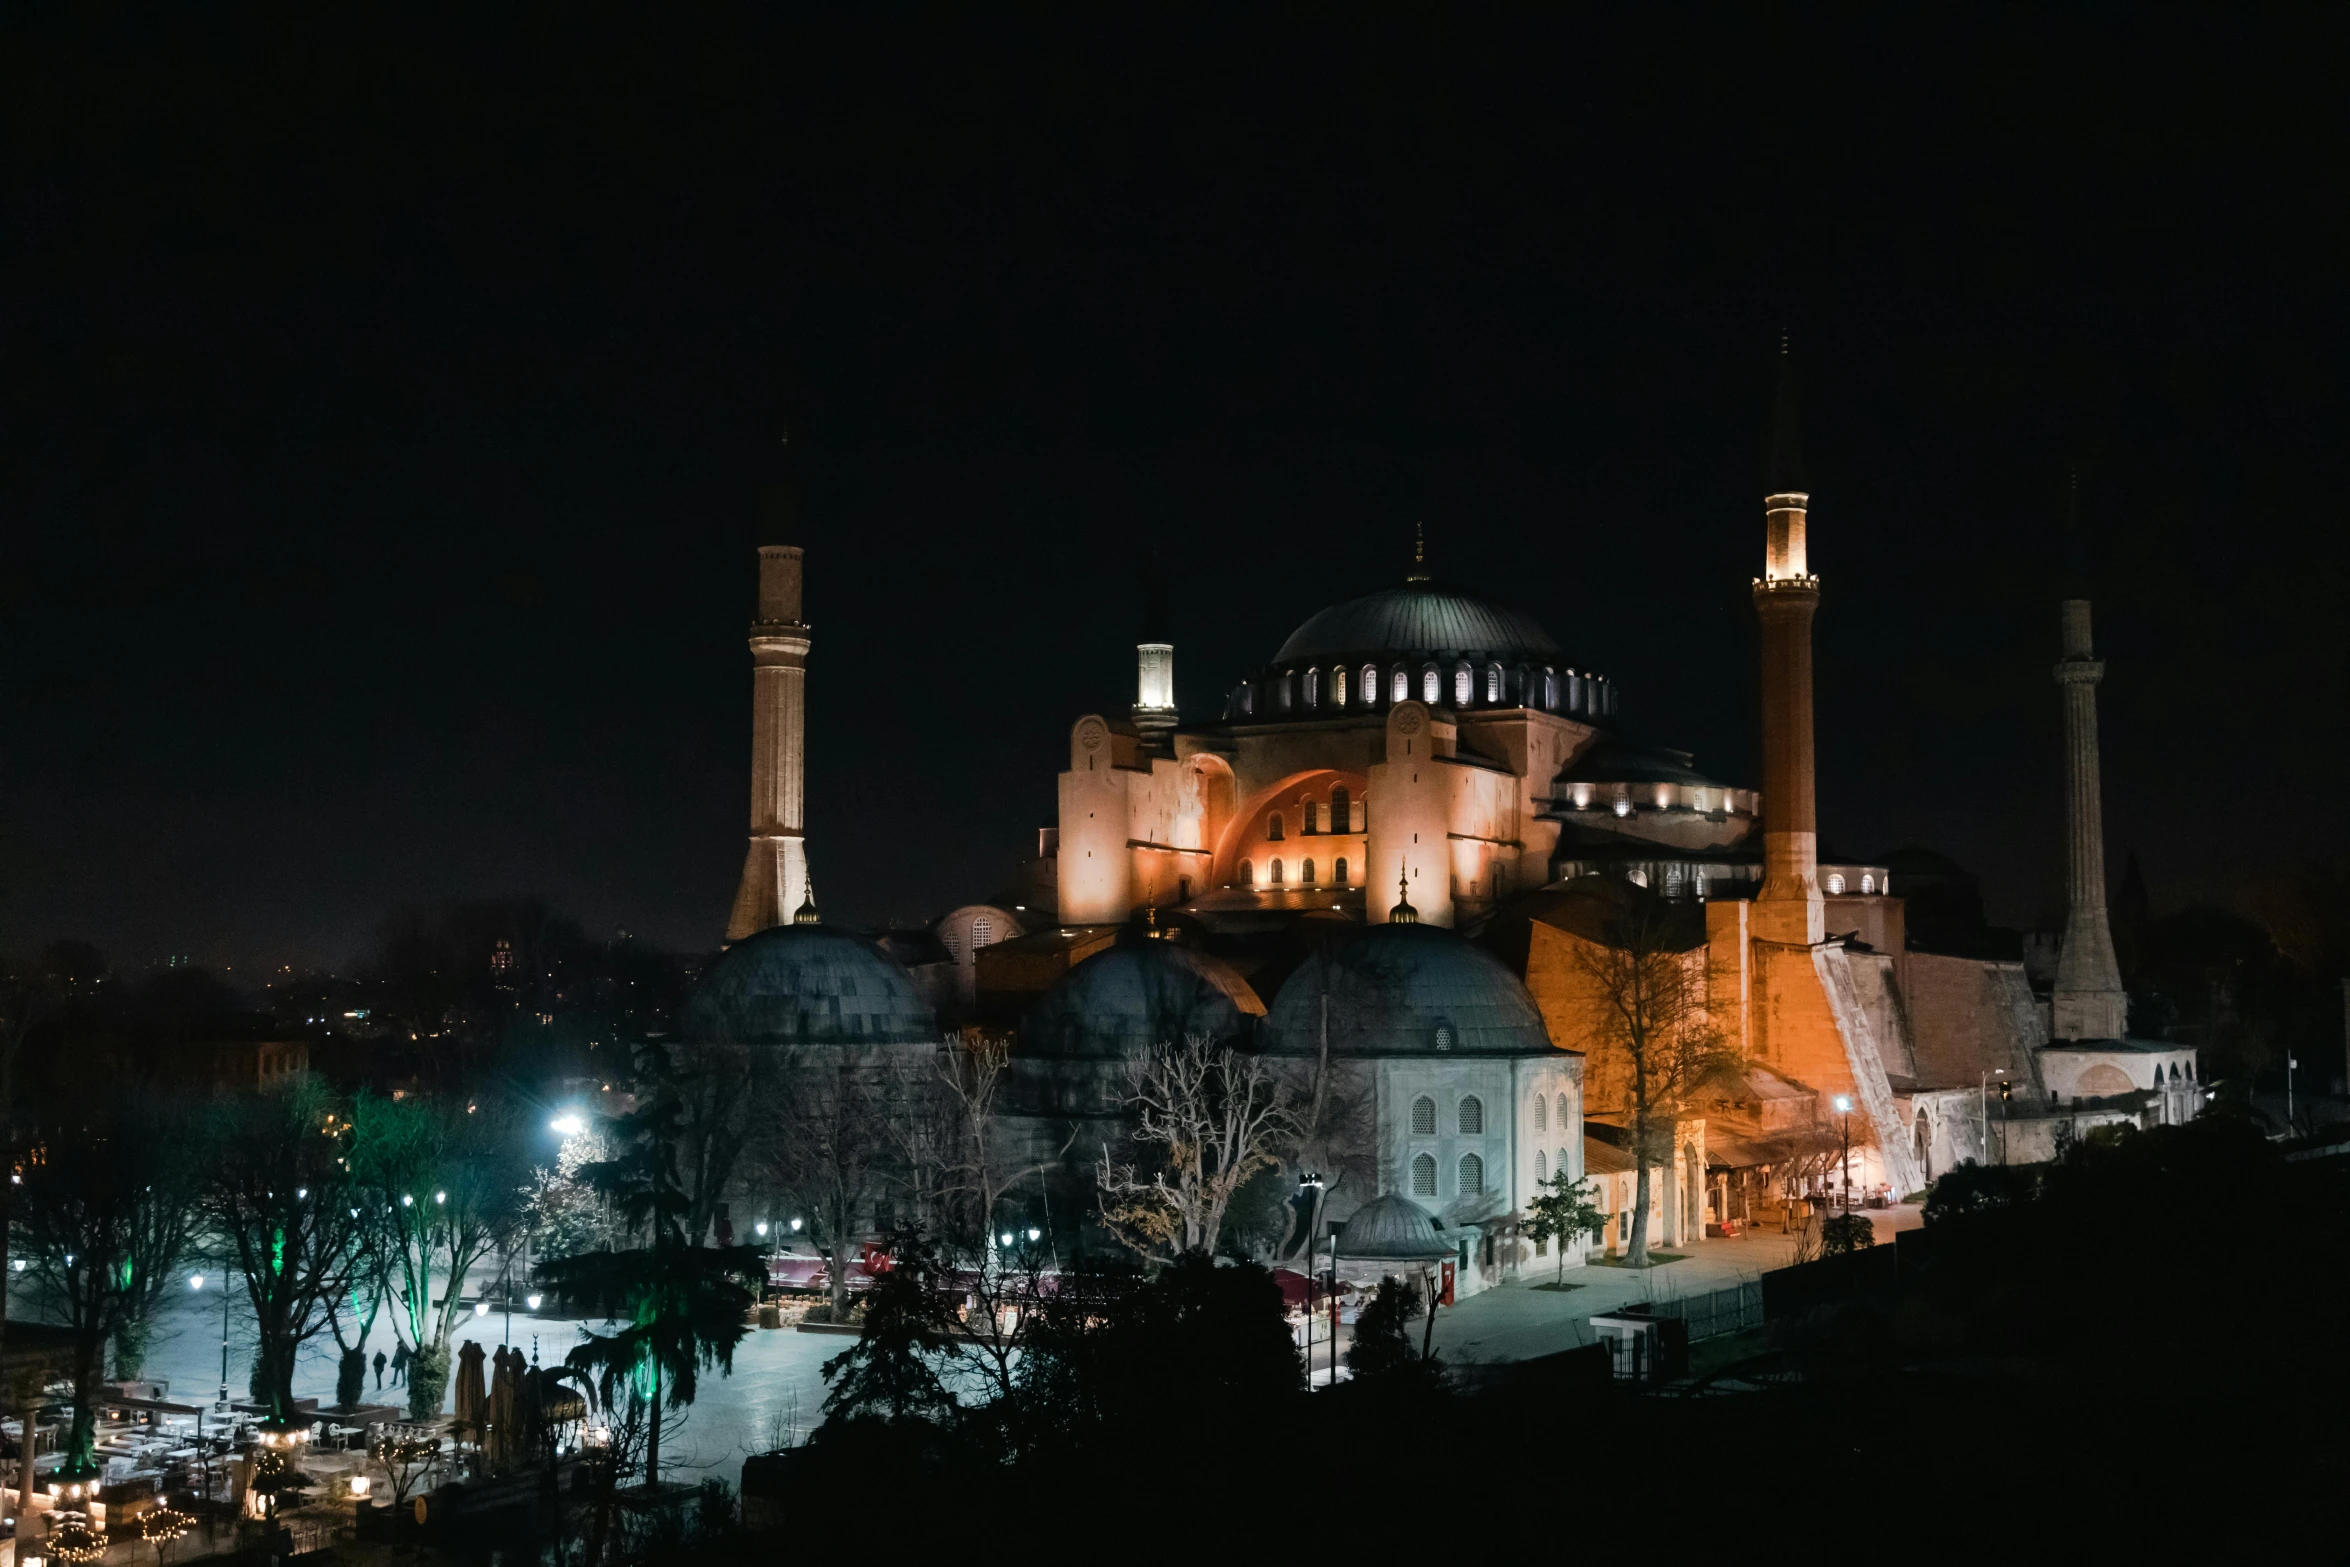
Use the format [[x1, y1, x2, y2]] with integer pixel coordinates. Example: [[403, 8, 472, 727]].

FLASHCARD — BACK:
[[1236, 856, 1351, 888], [1233, 661, 1617, 720]]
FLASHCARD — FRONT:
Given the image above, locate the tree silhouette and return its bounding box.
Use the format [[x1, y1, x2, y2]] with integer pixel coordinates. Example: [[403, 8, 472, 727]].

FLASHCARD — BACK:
[[535, 1043, 761, 1491]]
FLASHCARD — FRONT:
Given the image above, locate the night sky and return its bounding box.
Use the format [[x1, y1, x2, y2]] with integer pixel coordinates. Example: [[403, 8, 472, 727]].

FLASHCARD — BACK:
[[8, 11, 2348, 971]]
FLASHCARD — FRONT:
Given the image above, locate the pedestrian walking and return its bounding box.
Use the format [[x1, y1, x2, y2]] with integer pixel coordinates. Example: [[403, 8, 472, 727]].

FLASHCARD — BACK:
[[392, 1341, 411, 1387], [373, 1350, 387, 1390]]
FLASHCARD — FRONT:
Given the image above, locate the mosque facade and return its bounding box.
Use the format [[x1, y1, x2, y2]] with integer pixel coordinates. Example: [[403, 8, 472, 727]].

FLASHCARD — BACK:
[[697, 363, 2198, 1299]]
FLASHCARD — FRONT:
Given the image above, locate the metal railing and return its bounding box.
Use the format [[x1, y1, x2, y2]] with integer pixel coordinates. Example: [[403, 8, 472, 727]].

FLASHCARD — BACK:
[[1646, 1281, 1763, 1343]]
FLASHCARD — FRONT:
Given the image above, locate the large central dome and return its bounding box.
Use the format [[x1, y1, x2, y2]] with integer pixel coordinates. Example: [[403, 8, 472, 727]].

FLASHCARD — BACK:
[[1274, 581, 1562, 665]]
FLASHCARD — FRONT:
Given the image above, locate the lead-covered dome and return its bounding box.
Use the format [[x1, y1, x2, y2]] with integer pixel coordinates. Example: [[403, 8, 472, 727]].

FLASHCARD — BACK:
[[1260, 922, 1554, 1057], [687, 924, 936, 1046], [1333, 1193, 1455, 1261], [1024, 937, 1265, 1058], [1274, 582, 1562, 665]]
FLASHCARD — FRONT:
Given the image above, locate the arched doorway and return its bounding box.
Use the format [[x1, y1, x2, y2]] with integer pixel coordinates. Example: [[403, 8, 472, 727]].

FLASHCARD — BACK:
[[1913, 1113, 1932, 1182]]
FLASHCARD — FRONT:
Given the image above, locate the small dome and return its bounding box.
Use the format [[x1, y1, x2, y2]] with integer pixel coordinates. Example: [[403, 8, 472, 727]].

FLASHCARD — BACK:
[[1274, 582, 1562, 666], [687, 924, 936, 1046], [1261, 922, 1554, 1057], [1333, 1193, 1454, 1261], [1024, 937, 1264, 1059]]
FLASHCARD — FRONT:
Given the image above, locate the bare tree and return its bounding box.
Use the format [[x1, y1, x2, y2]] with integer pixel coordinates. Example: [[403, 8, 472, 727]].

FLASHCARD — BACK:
[[929, 1032, 1067, 1261], [1568, 885, 1730, 1266], [1096, 1035, 1299, 1261], [757, 1046, 897, 1320]]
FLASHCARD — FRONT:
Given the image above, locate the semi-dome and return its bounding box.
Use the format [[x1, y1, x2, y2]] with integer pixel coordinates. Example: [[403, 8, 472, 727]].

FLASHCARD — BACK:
[[1333, 1192, 1455, 1261], [1259, 922, 1555, 1058], [1274, 581, 1562, 665], [1024, 936, 1265, 1058], [687, 924, 937, 1046]]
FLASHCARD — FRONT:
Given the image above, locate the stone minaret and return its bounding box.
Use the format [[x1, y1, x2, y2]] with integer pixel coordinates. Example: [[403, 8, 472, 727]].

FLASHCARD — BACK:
[[1132, 548, 1177, 740], [2052, 496, 2128, 1039], [725, 543, 812, 943], [1752, 344, 1825, 945]]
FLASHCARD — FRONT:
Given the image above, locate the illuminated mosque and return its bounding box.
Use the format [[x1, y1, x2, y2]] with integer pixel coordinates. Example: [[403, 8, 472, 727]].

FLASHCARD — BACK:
[[691, 361, 2202, 1297]]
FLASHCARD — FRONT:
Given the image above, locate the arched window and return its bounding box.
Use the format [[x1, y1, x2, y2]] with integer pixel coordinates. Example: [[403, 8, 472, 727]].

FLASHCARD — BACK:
[[1331, 786, 1351, 833], [970, 916, 994, 951], [1458, 1152, 1484, 1196], [1860, 873, 1876, 894], [1278, 672, 1293, 711], [1535, 1149, 1547, 1181], [1422, 666, 1440, 703], [1454, 663, 1473, 706], [1544, 669, 1557, 709], [1270, 858, 1284, 885], [1332, 666, 1347, 707], [1301, 859, 1317, 885], [1411, 1153, 1438, 1197], [1458, 1095, 1484, 1135], [1486, 664, 1501, 702], [1433, 1022, 1456, 1051], [1334, 856, 1349, 885], [1558, 1147, 1570, 1179], [1304, 668, 1320, 708], [1237, 858, 1253, 886], [1267, 812, 1284, 841], [1361, 664, 1379, 705], [1534, 1093, 1547, 1133], [1825, 873, 1846, 895], [2187, 1060, 2196, 1081], [1411, 1095, 1436, 1135], [1391, 667, 1409, 703]]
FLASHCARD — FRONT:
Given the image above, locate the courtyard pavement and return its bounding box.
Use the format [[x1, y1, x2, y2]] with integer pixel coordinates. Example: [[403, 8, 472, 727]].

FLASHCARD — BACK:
[[1425, 1202, 1923, 1368]]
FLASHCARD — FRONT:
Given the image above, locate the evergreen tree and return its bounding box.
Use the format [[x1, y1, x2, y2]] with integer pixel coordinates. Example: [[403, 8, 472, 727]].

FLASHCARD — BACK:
[[535, 1044, 762, 1490]]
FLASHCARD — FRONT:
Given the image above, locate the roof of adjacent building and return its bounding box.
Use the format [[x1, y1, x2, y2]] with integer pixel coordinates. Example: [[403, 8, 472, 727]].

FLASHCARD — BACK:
[[1022, 933, 1265, 1058], [1332, 1193, 1456, 1260], [1556, 737, 1724, 788], [1260, 921, 1558, 1058], [686, 924, 937, 1046], [1273, 581, 1564, 666]]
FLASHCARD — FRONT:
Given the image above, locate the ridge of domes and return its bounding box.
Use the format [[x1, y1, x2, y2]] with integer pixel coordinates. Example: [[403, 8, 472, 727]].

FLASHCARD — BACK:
[[1260, 921, 1554, 1057], [1272, 581, 1563, 666], [686, 923, 936, 1046], [1025, 939, 1265, 1058]]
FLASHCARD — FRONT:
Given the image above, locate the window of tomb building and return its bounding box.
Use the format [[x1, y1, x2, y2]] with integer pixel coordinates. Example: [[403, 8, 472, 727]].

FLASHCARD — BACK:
[[1392, 668, 1410, 703], [1270, 859, 1284, 885], [1825, 873, 1846, 894], [1534, 1093, 1546, 1133], [1459, 1095, 1484, 1135], [1302, 859, 1317, 885], [1305, 668, 1320, 708], [1361, 664, 1379, 705], [971, 916, 994, 952], [1412, 1095, 1437, 1135], [1331, 786, 1351, 833], [1558, 1147, 1570, 1178], [1267, 812, 1284, 841], [1279, 673, 1293, 711], [1412, 1153, 1438, 1197], [1334, 856, 1349, 885], [1458, 1152, 1484, 1196], [1454, 663, 1473, 706], [1333, 666, 1347, 707], [1423, 666, 1440, 703], [1535, 1150, 1547, 1181], [1861, 873, 1875, 894], [1486, 664, 1501, 703], [1433, 1022, 1456, 1051], [1544, 669, 1557, 709]]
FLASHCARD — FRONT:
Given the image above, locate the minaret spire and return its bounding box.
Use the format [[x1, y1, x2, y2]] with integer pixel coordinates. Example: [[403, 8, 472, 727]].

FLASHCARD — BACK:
[[793, 872, 821, 926], [1752, 338, 1824, 944], [725, 427, 814, 943], [1389, 863, 1419, 924], [2052, 477, 2128, 1039], [1132, 545, 1177, 739], [1406, 521, 1430, 583]]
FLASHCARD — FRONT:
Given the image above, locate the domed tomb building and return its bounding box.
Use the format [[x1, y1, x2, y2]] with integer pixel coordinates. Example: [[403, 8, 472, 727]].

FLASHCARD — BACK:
[[1055, 543, 1757, 932]]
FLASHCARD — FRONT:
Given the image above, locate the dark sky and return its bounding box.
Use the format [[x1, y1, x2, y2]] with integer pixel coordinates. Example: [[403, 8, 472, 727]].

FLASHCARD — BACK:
[[7, 10, 2348, 971]]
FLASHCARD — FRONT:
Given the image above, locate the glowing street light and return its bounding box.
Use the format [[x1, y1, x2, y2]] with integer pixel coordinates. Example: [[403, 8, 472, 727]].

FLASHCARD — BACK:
[[1831, 1095, 1854, 1213], [526, 1294, 543, 1311], [550, 1113, 587, 1137], [188, 1273, 204, 1291]]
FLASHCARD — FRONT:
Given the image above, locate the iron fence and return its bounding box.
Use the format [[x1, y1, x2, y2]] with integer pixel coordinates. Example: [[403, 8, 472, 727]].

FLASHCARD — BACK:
[[1647, 1281, 1763, 1343]]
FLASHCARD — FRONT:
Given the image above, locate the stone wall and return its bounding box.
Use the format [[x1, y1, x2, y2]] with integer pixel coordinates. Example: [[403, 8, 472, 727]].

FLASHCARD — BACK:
[[1905, 952, 2047, 1093]]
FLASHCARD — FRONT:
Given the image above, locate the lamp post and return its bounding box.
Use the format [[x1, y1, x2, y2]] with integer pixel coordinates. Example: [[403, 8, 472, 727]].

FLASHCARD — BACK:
[[188, 1272, 214, 1507], [1832, 1095, 1853, 1215], [1297, 1173, 1328, 1386]]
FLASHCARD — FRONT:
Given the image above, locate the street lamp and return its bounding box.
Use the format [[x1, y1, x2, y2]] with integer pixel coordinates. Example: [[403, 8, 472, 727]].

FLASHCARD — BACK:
[[1831, 1096, 1853, 1215], [549, 1112, 587, 1137]]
